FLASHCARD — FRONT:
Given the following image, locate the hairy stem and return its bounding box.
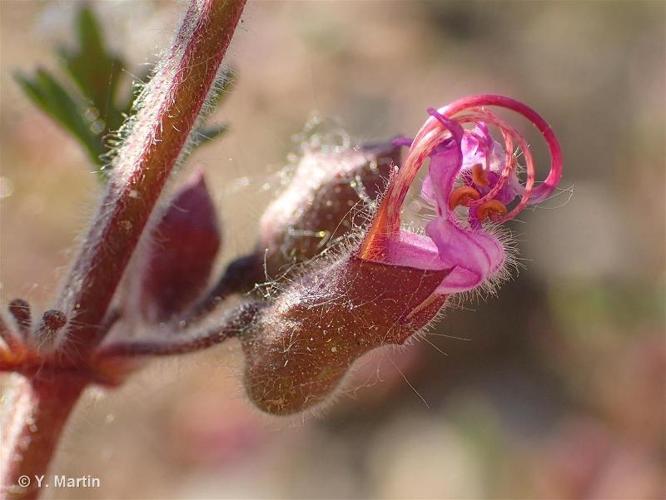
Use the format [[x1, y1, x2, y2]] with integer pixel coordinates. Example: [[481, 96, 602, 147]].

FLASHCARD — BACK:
[[56, 0, 246, 358], [96, 328, 236, 358], [95, 303, 260, 359], [1, 375, 86, 500]]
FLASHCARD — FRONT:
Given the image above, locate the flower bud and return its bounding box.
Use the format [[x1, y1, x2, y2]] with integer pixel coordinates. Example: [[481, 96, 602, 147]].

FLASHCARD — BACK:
[[241, 254, 448, 415], [257, 142, 400, 278], [140, 170, 221, 322]]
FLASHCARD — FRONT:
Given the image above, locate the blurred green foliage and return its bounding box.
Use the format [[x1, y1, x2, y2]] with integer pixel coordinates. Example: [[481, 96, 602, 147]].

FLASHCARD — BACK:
[[15, 5, 233, 181]]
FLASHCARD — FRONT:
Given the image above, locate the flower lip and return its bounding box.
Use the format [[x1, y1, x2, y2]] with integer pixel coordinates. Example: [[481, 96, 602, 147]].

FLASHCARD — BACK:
[[360, 94, 563, 261]]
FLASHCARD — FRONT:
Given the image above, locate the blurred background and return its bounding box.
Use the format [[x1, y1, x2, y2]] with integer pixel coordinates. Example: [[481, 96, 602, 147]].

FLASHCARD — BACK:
[[1, 1, 664, 498]]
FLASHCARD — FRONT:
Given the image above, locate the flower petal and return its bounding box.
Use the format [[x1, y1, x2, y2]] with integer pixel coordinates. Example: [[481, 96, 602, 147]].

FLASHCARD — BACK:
[[461, 123, 495, 170], [424, 138, 462, 215], [382, 231, 447, 271], [425, 217, 505, 294]]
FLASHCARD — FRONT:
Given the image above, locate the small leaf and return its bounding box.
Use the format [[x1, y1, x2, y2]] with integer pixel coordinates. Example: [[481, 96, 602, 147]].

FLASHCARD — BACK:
[[59, 5, 126, 131], [15, 69, 103, 165], [16, 6, 234, 183], [139, 170, 222, 322]]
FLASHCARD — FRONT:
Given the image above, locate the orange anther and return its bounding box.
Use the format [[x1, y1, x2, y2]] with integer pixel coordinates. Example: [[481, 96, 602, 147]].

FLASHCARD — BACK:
[[471, 163, 489, 187], [449, 186, 481, 210], [477, 199, 508, 222]]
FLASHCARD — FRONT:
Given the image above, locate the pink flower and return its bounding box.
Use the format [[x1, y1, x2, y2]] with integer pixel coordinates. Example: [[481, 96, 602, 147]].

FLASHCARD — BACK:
[[359, 94, 562, 295], [240, 95, 563, 415]]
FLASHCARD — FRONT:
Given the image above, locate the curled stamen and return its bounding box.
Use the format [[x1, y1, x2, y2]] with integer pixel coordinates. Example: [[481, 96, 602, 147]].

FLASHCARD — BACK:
[[442, 94, 562, 205], [455, 111, 520, 211], [449, 186, 481, 210], [462, 110, 535, 220], [477, 199, 508, 222], [360, 109, 460, 259], [360, 95, 561, 259]]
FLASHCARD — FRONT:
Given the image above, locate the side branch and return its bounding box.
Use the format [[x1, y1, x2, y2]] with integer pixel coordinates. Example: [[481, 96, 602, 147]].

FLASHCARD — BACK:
[[94, 303, 260, 359], [55, 0, 247, 358], [95, 328, 236, 358]]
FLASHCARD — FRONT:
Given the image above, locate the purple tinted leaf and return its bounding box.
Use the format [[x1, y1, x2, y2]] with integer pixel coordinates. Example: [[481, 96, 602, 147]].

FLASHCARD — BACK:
[[140, 170, 221, 322]]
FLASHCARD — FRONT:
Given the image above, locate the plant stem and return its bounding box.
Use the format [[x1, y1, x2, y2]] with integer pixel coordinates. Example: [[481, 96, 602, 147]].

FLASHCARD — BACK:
[[95, 303, 260, 359], [56, 0, 246, 358], [0, 375, 86, 500], [0, 2, 246, 498]]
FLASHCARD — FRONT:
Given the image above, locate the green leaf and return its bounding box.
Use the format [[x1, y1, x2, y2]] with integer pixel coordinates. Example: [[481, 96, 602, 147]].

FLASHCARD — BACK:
[[16, 5, 234, 183], [58, 5, 125, 131], [15, 69, 103, 165]]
